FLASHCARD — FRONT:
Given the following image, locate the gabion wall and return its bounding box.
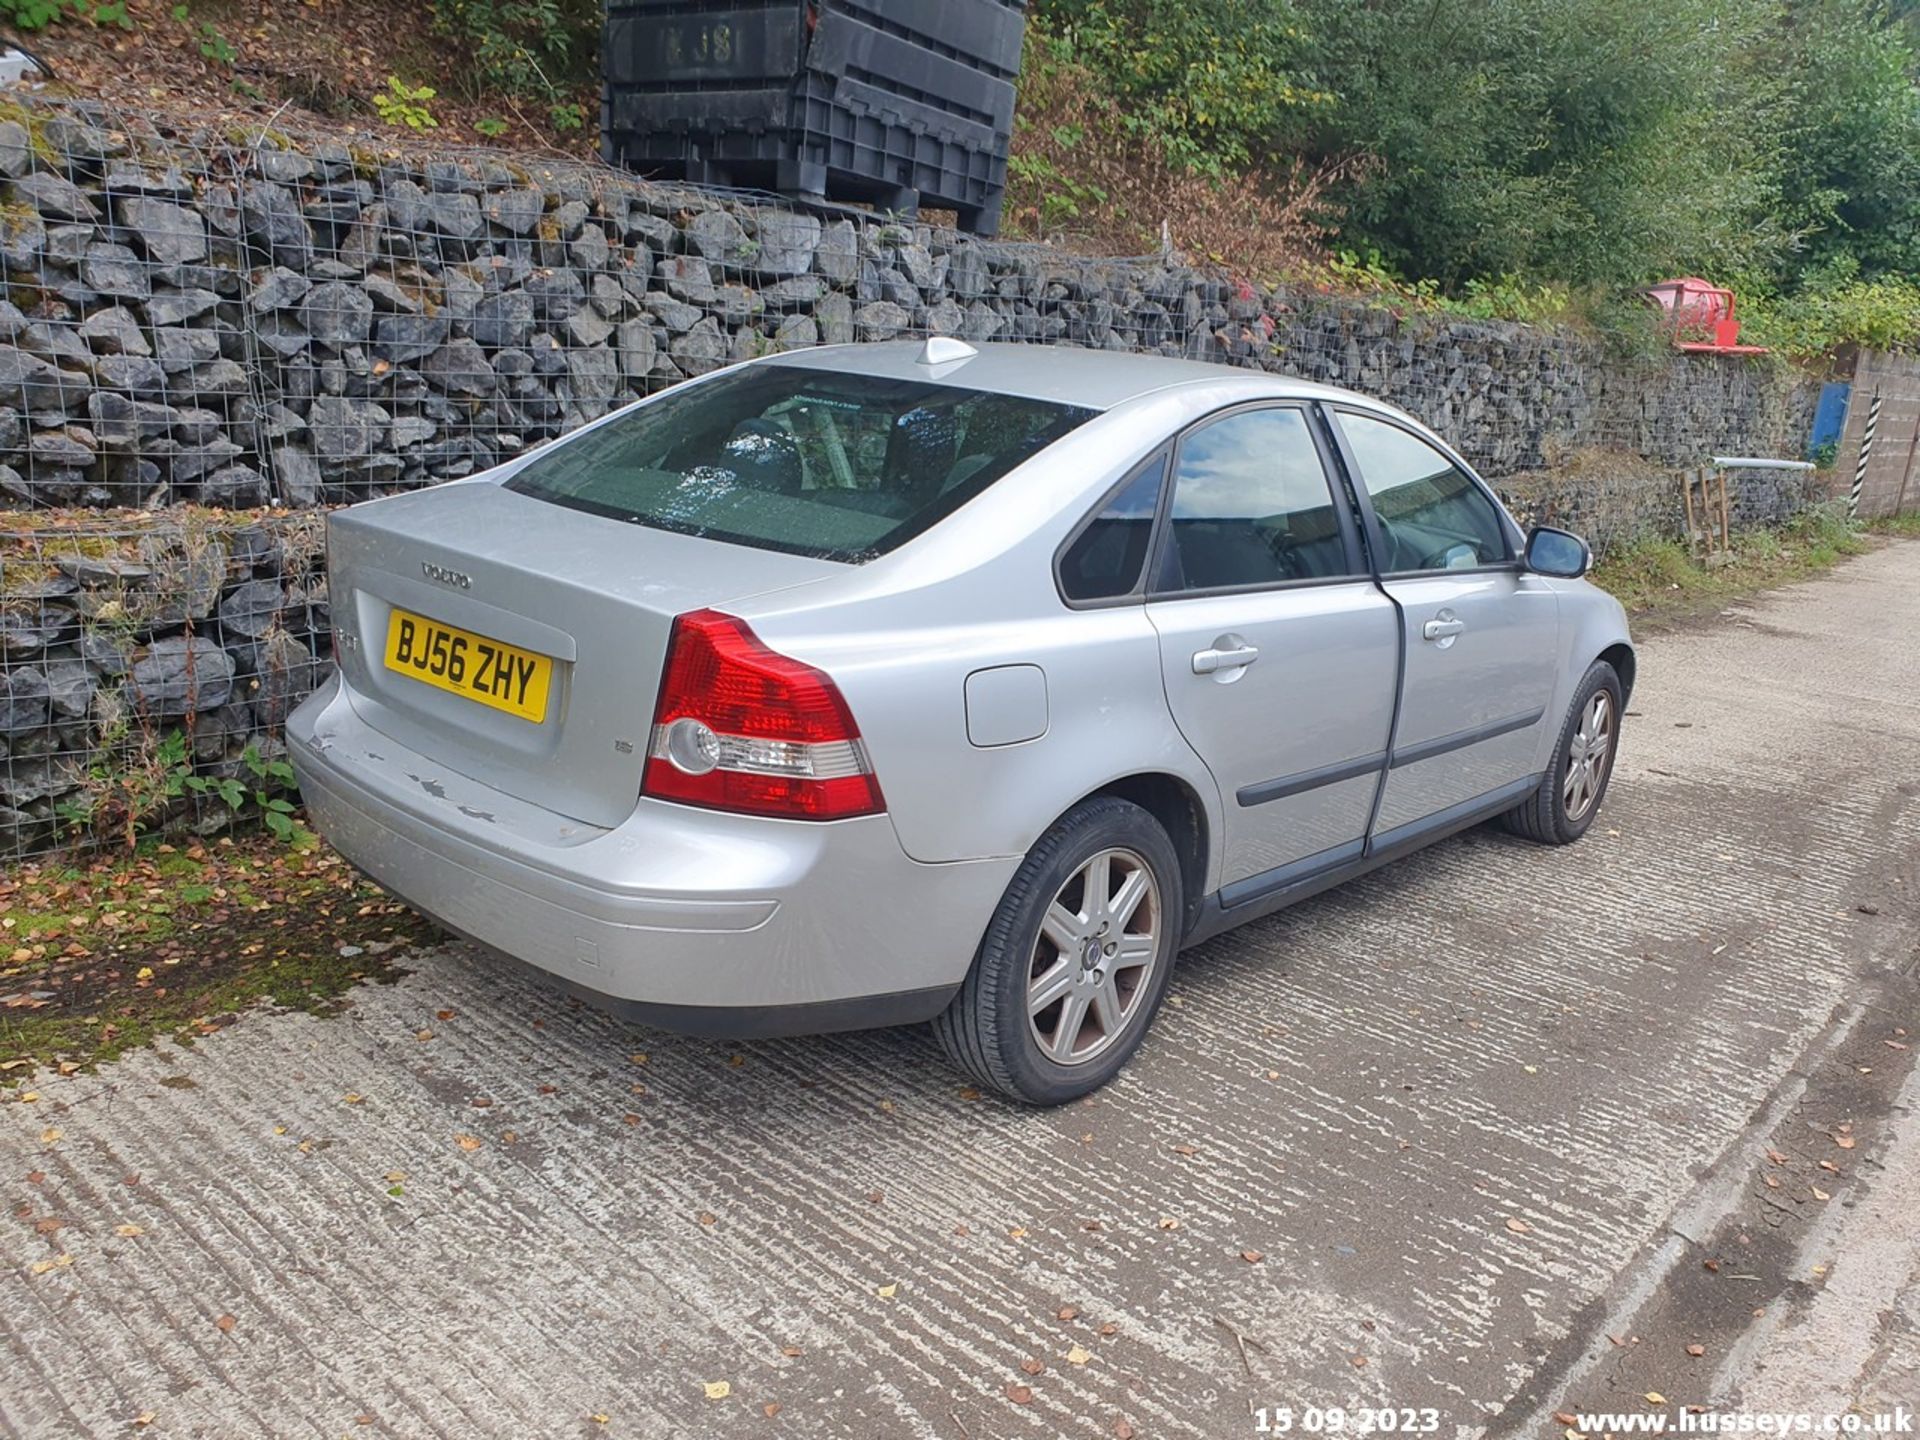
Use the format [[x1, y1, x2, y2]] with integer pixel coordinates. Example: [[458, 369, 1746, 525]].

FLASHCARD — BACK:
[[0, 97, 1826, 858]]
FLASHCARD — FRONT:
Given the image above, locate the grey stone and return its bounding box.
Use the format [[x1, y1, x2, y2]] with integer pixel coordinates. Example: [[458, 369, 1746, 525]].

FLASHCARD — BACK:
[[11, 171, 101, 223], [669, 317, 727, 376], [128, 636, 234, 717], [644, 292, 702, 333], [146, 288, 220, 326], [93, 353, 167, 393], [42, 657, 94, 721], [248, 266, 311, 312], [0, 665, 49, 735], [240, 180, 312, 266], [658, 253, 716, 304], [85, 390, 137, 447], [565, 346, 619, 417], [30, 427, 94, 470], [389, 415, 435, 448], [81, 242, 150, 300], [42, 115, 121, 165], [255, 148, 313, 184], [362, 273, 422, 313], [0, 121, 30, 179], [308, 395, 389, 464], [169, 438, 244, 482], [268, 443, 321, 506], [218, 578, 288, 639], [524, 268, 585, 320], [247, 631, 321, 728], [171, 407, 224, 445], [566, 308, 614, 347], [815, 292, 854, 345], [684, 207, 753, 266], [484, 187, 545, 236], [255, 310, 311, 359], [200, 464, 270, 508], [0, 347, 82, 414], [615, 320, 657, 383], [78, 305, 150, 356], [154, 325, 220, 374], [816, 220, 859, 284], [118, 196, 207, 265], [569, 224, 610, 271], [421, 338, 496, 396], [373, 311, 451, 364], [180, 358, 247, 398], [429, 190, 485, 241], [854, 300, 911, 341], [468, 290, 534, 348], [302, 280, 374, 346], [763, 275, 829, 308], [753, 212, 821, 277]]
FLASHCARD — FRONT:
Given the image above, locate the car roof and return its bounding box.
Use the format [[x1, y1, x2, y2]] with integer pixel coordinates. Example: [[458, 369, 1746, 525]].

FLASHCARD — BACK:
[[762, 341, 1378, 413]]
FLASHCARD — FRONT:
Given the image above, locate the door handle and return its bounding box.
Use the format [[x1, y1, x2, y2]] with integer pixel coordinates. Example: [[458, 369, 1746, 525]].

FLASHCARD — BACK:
[[1192, 640, 1260, 674], [1422, 617, 1466, 642]]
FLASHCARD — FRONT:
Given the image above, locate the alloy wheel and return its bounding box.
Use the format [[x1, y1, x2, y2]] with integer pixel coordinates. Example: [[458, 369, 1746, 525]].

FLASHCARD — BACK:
[[1027, 847, 1161, 1066], [1563, 689, 1614, 822]]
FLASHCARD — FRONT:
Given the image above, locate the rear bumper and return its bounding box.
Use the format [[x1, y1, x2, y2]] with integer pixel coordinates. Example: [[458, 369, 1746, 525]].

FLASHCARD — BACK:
[[288, 676, 1018, 1032]]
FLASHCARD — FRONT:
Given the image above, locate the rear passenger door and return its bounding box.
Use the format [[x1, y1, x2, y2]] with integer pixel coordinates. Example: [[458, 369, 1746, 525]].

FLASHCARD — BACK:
[[1142, 406, 1402, 900], [1327, 408, 1560, 837]]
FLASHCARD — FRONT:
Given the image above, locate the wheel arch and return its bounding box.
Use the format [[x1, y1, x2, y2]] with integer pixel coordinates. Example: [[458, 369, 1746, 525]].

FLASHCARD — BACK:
[[1599, 640, 1636, 704], [1081, 771, 1211, 939]]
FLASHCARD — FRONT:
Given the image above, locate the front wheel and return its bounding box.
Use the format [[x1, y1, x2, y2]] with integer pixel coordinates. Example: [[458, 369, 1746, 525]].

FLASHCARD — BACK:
[[1503, 659, 1623, 845], [932, 797, 1183, 1105]]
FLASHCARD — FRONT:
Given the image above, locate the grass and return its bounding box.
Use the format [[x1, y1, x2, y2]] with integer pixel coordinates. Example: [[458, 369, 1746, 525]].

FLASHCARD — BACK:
[[1589, 504, 1878, 624], [0, 831, 440, 1081]]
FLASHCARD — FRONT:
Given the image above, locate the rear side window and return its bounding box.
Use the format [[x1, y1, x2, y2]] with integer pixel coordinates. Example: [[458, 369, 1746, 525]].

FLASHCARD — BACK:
[[1059, 453, 1167, 602], [1335, 411, 1510, 571], [1160, 407, 1352, 592], [505, 364, 1096, 562]]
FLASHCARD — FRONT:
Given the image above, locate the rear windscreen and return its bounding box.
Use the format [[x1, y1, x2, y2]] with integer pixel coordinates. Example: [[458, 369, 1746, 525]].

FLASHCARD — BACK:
[[504, 363, 1097, 562]]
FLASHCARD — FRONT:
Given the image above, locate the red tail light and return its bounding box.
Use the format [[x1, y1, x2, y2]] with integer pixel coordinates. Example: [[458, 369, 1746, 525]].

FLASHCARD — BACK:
[[643, 609, 885, 820]]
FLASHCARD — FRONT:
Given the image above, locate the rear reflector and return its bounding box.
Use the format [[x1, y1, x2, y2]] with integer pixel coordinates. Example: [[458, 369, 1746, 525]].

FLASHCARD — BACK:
[[643, 609, 884, 820]]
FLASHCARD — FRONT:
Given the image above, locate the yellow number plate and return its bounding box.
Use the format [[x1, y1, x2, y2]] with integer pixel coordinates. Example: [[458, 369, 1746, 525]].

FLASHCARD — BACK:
[[383, 607, 552, 723]]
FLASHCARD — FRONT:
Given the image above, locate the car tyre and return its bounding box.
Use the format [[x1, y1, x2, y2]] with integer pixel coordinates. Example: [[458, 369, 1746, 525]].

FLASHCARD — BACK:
[[933, 797, 1183, 1105], [1502, 659, 1623, 845]]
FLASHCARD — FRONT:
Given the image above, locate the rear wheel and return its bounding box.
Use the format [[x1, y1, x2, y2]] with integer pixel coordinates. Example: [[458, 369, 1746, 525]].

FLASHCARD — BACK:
[[933, 797, 1182, 1105], [1503, 659, 1622, 844]]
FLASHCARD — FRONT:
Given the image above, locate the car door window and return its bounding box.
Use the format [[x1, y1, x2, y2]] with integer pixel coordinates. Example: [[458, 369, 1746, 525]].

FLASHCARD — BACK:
[[1336, 412, 1510, 572], [1059, 453, 1167, 602], [1160, 408, 1351, 592]]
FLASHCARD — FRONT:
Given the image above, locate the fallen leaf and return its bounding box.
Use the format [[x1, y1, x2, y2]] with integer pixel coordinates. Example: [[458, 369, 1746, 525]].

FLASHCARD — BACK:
[[1504, 1217, 1533, 1234], [698, 1212, 717, 1226], [455, 1134, 482, 1151], [1812, 1186, 1831, 1201], [134, 1414, 155, 1428], [215, 1314, 236, 1333], [40, 1128, 60, 1145], [1058, 1305, 1080, 1321], [589, 1414, 608, 1425], [25, 1171, 43, 1184], [1703, 1259, 1721, 1272], [1645, 1393, 1667, 1406], [116, 1224, 145, 1237], [342, 1093, 364, 1105], [1820, 1160, 1840, 1173], [1115, 1422, 1136, 1440], [876, 1282, 898, 1299], [1067, 1345, 1092, 1366], [1241, 1249, 1265, 1264], [1554, 1413, 1580, 1427], [1763, 1174, 1782, 1190], [1021, 1358, 1044, 1376], [1686, 1343, 1706, 1357], [1834, 1135, 1856, 1150], [436, 1009, 456, 1021], [952, 1224, 971, 1237], [1005, 1383, 1033, 1405], [29, 1254, 72, 1275], [702, 1380, 731, 1400], [1172, 1144, 1198, 1156], [780, 1346, 803, 1358], [1157, 1216, 1180, 1230], [1008, 1226, 1029, 1239], [1766, 1147, 1789, 1165], [1099, 1322, 1118, 1336], [1350, 1355, 1368, 1368], [763, 1402, 782, 1418], [136, 966, 153, 980]]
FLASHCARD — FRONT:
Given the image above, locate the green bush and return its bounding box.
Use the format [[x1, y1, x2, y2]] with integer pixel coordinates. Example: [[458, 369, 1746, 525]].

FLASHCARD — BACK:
[[430, 0, 600, 101]]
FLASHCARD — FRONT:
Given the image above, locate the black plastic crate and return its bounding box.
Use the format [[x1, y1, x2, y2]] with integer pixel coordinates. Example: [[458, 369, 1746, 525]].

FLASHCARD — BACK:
[[602, 0, 1027, 235]]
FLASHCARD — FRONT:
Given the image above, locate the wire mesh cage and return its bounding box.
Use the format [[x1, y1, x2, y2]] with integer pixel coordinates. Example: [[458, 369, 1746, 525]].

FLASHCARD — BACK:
[[0, 93, 1829, 860]]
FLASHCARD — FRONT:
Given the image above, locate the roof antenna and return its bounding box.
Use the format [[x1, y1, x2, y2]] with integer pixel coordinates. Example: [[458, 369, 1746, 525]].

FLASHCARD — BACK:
[[917, 336, 977, 366]]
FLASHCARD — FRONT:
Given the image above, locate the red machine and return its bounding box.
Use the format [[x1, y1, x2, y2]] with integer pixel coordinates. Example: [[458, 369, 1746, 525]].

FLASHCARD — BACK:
[[1645, 278, 1768, 355]]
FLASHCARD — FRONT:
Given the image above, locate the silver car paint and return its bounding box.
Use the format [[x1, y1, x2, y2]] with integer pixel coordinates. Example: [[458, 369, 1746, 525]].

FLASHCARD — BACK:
[[290, 342, 1632, 1019]]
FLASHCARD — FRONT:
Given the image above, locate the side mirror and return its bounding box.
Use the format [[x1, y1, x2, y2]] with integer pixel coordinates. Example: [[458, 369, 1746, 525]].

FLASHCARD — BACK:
[[1525, 525, 1592, 579]]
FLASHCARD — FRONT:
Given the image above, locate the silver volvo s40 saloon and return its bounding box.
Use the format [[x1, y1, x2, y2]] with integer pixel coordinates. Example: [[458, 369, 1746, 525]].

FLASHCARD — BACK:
[[290, 340, 1632, 1104]]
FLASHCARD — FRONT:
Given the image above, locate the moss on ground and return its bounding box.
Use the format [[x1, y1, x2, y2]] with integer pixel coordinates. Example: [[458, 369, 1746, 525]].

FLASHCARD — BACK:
[[0, 831, 439, 1080]]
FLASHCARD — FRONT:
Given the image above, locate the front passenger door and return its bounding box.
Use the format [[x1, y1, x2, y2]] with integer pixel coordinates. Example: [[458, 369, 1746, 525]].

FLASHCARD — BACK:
[[1329, 409, 1560, 837], [1145, 406, 1402, 900]]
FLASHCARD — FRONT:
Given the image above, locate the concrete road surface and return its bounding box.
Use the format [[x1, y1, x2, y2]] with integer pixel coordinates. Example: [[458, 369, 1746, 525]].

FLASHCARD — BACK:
[[5, 541, 1919, 1440]]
